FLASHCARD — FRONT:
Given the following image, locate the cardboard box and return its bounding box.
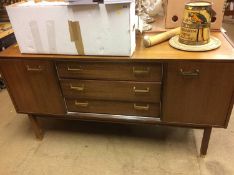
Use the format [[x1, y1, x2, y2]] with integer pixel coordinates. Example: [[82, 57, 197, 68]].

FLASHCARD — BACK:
[[6, 1, 135, 56], [66, 0, 134, 4], [164, 0, 226, 30]]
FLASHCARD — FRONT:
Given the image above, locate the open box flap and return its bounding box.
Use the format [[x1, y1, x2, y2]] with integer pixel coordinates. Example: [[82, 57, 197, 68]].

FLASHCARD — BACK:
[[66, 0, 134, 5], [8, 0, 134, 6]]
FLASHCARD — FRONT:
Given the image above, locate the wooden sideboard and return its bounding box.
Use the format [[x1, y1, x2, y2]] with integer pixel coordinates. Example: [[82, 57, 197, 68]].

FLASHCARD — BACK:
[[0, 32, 233, 156]]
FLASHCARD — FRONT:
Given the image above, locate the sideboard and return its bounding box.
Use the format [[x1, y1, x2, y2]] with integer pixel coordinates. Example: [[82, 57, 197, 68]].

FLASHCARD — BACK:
[[0, 32, 233, 156]]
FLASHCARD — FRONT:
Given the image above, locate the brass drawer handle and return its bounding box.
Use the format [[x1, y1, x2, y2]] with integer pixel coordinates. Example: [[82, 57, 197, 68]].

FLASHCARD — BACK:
[[26, 65, 42, 72], [75, 101, 89, 107], [133, 86, 150, 93], [133, 67, 150, 75], [134, 104, 149, 111], [67, 66, 82, 71], [180, 69, 200, 76], [70, 84, 85, 91]]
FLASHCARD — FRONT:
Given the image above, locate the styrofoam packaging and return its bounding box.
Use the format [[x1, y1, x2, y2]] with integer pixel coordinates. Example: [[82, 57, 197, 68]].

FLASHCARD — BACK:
[[164, 0, 226, 30], [6, 1, 136, 56]]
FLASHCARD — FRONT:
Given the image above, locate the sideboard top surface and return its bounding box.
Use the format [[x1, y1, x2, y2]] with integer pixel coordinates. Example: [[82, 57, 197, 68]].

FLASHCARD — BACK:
[[0, 32, 233, 61]]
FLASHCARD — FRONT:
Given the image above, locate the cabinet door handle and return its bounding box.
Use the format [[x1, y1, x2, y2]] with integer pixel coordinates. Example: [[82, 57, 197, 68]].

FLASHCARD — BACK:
[[26, 65, 42, 72], [179, 69, 200, 76], [70, 84, 85, 91], [133, 67, 150, 75], [133, 87, 150, 93], [75, 101, 89, 107], [67, 66, 83, 71], [134, 104, 149, 111]]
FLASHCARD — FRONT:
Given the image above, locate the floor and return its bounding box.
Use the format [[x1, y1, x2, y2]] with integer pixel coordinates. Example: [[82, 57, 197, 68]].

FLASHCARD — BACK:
[[0, 89, 234, 175]]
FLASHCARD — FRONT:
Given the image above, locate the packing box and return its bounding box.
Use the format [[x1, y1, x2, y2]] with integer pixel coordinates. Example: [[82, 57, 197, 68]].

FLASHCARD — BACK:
[[6, 1, 135, 56], [164, 0, 226, 30]]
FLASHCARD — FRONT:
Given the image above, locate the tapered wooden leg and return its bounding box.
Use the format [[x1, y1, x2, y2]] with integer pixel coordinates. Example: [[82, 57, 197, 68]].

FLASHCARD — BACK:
[[200, 127, 212, 157], [28, 115, 44, 140]]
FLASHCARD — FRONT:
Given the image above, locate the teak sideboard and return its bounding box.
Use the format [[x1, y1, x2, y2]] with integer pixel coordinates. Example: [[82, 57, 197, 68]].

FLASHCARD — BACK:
[[0, 32, 233, 156]]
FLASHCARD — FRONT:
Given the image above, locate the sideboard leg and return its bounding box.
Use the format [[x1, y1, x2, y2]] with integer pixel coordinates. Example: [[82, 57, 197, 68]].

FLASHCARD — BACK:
[[28, 115, 44, 140], [200, 127, 212, 157]]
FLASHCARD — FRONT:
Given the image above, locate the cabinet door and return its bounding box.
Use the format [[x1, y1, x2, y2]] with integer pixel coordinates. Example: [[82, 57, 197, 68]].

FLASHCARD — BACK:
[[0, 59, 66, 115], [163, 62, 234, 126]]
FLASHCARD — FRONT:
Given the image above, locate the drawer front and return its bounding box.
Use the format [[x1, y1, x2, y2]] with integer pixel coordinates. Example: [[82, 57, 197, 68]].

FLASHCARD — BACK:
[[56, 62, 162, 82], [61, 80, 161, 103], [66, 99, 160, 118]]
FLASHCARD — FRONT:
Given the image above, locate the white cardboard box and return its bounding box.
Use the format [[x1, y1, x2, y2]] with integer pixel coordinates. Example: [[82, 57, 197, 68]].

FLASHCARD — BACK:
[[6, 1, 135, 56]]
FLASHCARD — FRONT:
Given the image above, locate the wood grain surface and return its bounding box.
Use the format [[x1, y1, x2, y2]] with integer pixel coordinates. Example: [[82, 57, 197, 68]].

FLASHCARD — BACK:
[[162, 62, 234, 126], [0, 59, 66, 115], [0, 32, 233, 61], [57, 61, 162, 82], [66, 99, 160, 118], [60, 79, 161, 103]]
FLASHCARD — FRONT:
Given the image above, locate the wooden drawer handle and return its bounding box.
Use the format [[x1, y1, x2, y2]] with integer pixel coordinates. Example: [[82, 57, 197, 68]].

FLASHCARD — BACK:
[[179, 69, 200, 76], [133, 67, 150, 75], [26, 65, 42, 72], [75, 101, 89, 107], [70, 84, 85, 91], [133, 87, 150, 93], [67, 66, 82, 71], [134, 104, 149, 111]]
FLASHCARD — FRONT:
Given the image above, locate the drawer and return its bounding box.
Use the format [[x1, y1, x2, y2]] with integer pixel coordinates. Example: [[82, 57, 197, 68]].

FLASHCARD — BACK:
[[60, 80, 161, 103], [56, 61, 162, 82], [66, 99, 160, 118]]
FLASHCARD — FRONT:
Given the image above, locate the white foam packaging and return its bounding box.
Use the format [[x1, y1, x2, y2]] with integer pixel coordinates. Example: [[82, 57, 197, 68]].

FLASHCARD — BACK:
[[6, 1, 136, 56]]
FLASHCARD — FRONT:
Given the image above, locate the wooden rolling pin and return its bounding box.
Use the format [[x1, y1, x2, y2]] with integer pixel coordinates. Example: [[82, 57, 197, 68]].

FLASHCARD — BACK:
[[143, 27, 180, 48]]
